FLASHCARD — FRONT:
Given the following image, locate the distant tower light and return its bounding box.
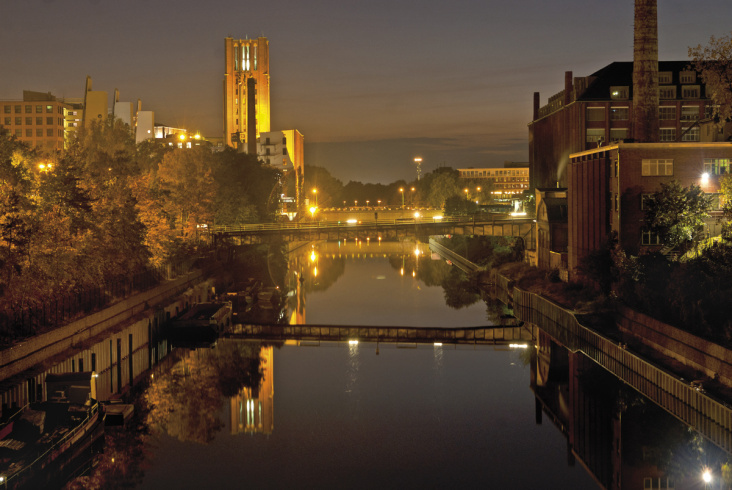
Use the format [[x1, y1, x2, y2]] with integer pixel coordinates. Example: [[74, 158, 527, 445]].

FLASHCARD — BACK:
[[414, 157, 423, 181]]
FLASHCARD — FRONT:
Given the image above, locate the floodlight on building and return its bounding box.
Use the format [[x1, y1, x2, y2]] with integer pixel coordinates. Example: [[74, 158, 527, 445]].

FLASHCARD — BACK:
[[701, 172, 710, 185]]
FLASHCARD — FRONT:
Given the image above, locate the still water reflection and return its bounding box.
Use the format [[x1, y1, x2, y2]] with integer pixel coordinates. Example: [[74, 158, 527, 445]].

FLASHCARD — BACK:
[[3, 241, 730, 488]]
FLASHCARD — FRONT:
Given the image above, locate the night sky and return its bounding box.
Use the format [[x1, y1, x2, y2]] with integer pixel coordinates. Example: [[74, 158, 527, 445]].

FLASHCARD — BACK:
[[3, 0, 732, 183]]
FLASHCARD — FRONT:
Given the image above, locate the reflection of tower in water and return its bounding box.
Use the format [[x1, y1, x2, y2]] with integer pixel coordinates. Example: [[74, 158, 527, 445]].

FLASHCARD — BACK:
[[229, 346, 274, 435]]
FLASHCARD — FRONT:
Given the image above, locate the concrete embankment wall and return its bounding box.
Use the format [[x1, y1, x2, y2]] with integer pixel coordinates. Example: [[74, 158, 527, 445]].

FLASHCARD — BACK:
[[489, 268, 732, 386], [617, 306, 732, 386], [0, 270, 216, 381]]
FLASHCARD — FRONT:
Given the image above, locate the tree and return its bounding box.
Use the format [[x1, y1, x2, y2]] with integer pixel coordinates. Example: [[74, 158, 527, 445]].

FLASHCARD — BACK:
[[427, 169, 461, 209], [643, 180, 712, 251], [689, 34, 732, 122]]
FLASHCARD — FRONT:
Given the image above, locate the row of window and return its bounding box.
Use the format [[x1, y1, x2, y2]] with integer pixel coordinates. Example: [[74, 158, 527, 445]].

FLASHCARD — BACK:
[[587, 105, 702, 121], [3, 128, 64, 138], [2, 117, 64, 126], [586, 127, 700, 144], [2, 104, 61, 114]]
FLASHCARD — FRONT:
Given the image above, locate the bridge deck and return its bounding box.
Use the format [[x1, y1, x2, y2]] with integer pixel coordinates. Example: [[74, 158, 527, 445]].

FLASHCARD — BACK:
[[225, 323, 534, 345]]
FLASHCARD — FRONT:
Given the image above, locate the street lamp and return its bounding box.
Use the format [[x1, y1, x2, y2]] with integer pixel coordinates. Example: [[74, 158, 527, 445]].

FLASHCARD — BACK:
[[399, 188, 404, 209], [312, 188, 318, 206], [366, 200, 370, 207], [464, 188, 469, 200], [414, 157, 423, 181], [377, 199, 381, 207], [410, 187, 416, 208]]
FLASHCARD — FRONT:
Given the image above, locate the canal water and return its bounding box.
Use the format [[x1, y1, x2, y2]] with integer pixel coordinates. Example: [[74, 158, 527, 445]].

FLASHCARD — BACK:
[[2, 239, 729, 488], [136, 240, 598, 489]]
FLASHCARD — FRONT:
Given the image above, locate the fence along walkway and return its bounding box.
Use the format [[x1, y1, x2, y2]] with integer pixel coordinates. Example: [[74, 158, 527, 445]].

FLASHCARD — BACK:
[[512, 286, 732, 454], [225, 323, 534, 345]]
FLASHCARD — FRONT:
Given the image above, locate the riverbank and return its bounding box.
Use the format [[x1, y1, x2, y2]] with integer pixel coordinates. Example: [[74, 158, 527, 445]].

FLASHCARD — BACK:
[[485, 260, 732, 404]]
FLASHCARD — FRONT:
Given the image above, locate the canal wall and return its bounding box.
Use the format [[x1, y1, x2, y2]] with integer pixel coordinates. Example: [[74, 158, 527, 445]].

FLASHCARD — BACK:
[[0, 270, 217, 383], [617, 306, 732, 387]]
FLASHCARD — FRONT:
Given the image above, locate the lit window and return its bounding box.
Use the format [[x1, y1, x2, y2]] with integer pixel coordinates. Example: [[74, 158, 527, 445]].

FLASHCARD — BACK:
[[704, 158, 731, 175], [658, 71, 672, 84], [46, 105, 52, 113], [641, 159, 673, 176], [610, 86, 629, 99]]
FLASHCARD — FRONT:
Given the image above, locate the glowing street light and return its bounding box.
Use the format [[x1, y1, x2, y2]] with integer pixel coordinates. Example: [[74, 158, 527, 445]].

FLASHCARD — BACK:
[[414, 157, 423, 180], [399, 188, 404, 209], [312, 188, 318, 206], [703, 468, 712, 484]]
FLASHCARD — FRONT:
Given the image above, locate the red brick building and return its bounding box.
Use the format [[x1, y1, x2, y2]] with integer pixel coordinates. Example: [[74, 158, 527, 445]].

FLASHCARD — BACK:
[[567, 142, 727, 276], [529, 62, 712, 192]]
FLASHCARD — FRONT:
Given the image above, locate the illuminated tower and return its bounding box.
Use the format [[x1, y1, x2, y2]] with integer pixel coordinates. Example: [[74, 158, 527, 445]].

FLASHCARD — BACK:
[[223, 36, 271, 153]]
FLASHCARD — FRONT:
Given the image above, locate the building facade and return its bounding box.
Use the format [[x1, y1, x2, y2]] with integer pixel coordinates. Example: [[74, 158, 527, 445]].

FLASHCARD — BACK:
[[457, 163, 530, 199], [529, 62, 713, 191], [0, 91, 69, 151], [258, 129, 304, 218], [223, 36, 270, 153], [567, 142, 727, 277]]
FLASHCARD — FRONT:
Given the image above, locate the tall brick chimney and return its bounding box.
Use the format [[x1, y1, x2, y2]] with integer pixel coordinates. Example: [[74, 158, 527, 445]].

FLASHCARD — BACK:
[[632, 0, 659, 142]]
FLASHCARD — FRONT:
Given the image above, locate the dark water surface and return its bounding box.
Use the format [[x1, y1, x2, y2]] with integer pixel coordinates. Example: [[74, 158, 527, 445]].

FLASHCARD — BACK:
[[138, 243, 597, 489]]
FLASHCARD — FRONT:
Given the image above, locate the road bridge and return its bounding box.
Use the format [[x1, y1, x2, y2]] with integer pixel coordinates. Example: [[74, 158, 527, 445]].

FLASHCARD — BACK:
[[224, 322, 534, 345], [211, 216, 536, 250]]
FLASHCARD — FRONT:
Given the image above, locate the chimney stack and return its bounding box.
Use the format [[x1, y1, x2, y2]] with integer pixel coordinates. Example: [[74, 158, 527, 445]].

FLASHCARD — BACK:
[[632, 0, 659, 142], [564, 71, 573, 106]]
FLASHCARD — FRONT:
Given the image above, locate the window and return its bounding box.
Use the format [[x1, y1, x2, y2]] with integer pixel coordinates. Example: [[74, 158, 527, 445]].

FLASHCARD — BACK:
[[705, 105, 717, 119], [36, 117, 42, 125], [586, 129, 605, 143], [46, 117, 53, 125], [679, 71, 696, 84], [36, 129, 43, 137], [35, 105, 42, 113], [681, 127, 700, 141], [45, 105, 52, 113], [46, 129, 53, 137], [610, 128, 628, 141], [15, 117, 21, 125], [26, 129, 32, 137], [25, 117, 32, 125], [658, 71, 673, 84], [15, 129, 21, 137], [659, 86, 676, 99], [25, 105, 31, 113], [642, 229, 662, 245], [586, 107, 605, 121], [610, 107, 629, 120], [681, 106, 699, 121], [659, 128, 676, 142], [682, 86, 700, 99], [14, 105, 21, 113], [704, 158, 731, 175], [3, 106, 9, 114], [3, 117, 9, 125], [658, 106, 676, 120], [610, 86, 629, 99], [642, 159, 673, 176], [641, 194, 653, 210]]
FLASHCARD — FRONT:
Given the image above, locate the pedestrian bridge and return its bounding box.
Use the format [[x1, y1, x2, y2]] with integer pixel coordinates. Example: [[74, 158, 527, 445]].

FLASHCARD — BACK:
[[224, 322, 534, 346], [211, 216, 536, 250]]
